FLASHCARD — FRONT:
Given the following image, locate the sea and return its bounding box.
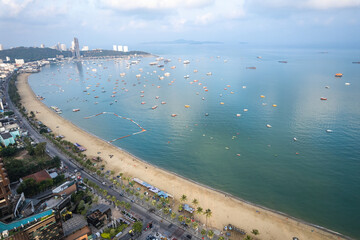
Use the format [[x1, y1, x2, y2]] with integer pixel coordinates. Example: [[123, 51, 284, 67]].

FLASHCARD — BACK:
[[28, 44, 360, 238]]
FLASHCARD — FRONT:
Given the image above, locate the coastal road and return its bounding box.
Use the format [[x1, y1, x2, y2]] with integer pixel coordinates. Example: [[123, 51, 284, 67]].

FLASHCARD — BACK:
[[4, 74, 199, 240]]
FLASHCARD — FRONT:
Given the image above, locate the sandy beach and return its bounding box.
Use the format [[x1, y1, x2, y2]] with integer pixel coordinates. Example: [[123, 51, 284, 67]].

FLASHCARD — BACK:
[[17, 73, 346, 240]]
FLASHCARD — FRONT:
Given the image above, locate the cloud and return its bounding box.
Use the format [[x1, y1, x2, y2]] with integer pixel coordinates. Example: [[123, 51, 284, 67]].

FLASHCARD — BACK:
[[258, 0, 360, 10], [0, 0, 34, 17], [99, 0, 213, 11]]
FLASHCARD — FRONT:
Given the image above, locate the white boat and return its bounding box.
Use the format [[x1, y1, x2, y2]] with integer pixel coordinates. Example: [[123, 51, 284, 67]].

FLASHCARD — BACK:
[[326, 129, 333, 133], [266, 124, 272, 128], [73, 109, 80, 112], [183, 60, 190, 64], [206, 72, 212, 76], [184, 75, 190, 79]]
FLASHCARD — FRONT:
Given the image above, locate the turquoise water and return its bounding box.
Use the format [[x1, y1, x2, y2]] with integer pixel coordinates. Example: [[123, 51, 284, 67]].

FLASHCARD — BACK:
[[29, 45, 360, 238]]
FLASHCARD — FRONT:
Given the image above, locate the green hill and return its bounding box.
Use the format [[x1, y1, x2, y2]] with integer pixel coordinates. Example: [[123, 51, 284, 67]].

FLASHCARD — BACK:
[[0, 47, 151, 63], [0, 47, 71, 62]]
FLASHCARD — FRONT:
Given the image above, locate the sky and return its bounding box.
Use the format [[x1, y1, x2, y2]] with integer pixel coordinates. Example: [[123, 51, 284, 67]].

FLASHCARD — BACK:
[[0, 0, 360, 49]]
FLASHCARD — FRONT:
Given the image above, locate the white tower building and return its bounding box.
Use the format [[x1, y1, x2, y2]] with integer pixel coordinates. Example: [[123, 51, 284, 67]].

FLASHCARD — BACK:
[[60, 44, 67, 51], [123, 46, 129, 52], [117, 45, 123, 52], [0, 44, 3, 51], [113, 45, 117, 51]]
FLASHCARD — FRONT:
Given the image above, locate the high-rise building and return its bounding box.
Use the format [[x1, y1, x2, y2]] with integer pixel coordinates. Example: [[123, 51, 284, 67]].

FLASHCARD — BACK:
[[0, 44, 3, 51], [117, 45, 123, 52], [40, 44, 45, 48], [123, 46, 129, 52], [113, 45, 117, 51], [81, 46, 89, 51], [73, 37, 80, 59], [0, 159, 12, 221], [60, 44, 67, 51], [5, 57, 10, 62]]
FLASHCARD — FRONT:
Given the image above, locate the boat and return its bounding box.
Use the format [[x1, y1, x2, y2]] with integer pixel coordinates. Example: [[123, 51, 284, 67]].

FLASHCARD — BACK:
[[73, 109, 80, 112], [325, 86, 330, 89], [206, 72, 212, 76], [140, 95, 144, 97], [183, 60, 190, 64], [171, 114, 177, 117], [170, 66, 176, 69], [320, 97, 327, 100], [94, 96, 99, 98], [257, 56, 262, 59], [155, 96, 159, 99], [335, 73, 343, 77], [152, 105, 158, 110], [141, 102, 146, 105], [293, 137, 297, 141], [278, 61, 288, 63], [243, 109, 248, 112], [205, 113, 209, 116], [326, 129, 333, 133], [184, 75, 190, 79], [345, 83, 350, 86], [246, 67, 256, 69], [266, 124, 272, 128], [202, 97, 205, 100], [161, 101, 166, 104], [260, 95, 265, 98], [272, 104, 277, 107], [236, 114, 241, 117], [164, 59, 171, 63], [184, 105, 190, 108], [193, 69, 198, 73], [220, 102, 224, 105], [149, 62, 158, 66]]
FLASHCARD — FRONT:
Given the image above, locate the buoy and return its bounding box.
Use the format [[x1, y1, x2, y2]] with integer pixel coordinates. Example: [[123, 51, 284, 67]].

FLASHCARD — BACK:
[[185, 105, 190, 108], [335, 73, 343, 77], [272, 104, 277, 107], [260, 95, 265, 98]]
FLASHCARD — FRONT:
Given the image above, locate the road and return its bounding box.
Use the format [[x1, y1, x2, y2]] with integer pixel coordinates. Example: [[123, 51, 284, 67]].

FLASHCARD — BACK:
[[4, 74, 199, 240]]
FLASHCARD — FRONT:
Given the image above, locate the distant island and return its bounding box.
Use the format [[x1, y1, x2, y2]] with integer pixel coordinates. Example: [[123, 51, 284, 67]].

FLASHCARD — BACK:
[[0, 47, 150, 63], [143, 39, 223, 45]]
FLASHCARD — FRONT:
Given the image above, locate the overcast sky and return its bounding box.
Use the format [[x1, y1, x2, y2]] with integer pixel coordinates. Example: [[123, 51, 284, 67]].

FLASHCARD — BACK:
[[1, 0, 360, 49]]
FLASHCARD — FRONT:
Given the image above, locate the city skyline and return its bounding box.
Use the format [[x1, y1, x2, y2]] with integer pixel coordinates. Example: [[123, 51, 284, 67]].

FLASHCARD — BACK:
[[0, 0, 360, 49]]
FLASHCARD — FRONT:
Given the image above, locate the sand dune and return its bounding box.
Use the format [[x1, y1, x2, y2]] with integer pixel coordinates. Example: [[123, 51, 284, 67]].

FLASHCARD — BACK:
[[17, 73, 345, 240]]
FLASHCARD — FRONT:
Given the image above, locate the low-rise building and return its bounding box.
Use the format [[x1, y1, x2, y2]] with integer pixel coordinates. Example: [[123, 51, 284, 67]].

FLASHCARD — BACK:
[[86, 204, 111, 228], [52, 181, 77, 197], [21, 170, 52, 183]]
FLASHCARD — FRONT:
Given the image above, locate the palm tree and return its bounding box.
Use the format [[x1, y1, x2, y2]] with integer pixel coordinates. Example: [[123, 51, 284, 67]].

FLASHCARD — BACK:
[[180, 194, 187, 202], [151, 200, 156, 206], [201, 229, 207, 236], [218, 237, 225, 240], [207, 230, 214, 239], [192, 222, 199, 231], [185, 218, 191, 225], [171, 212, 176, 219], [204, 209, 212, 227], [178, 215, 184, 223], [163, 208, 170, 215], [178, 204, 183, 212], [192, 198, 199, 207], [244, 236, 253, 240], [111, 196, 116, 203], [251, 229, 259, 235], [196, 207, 203, 215]]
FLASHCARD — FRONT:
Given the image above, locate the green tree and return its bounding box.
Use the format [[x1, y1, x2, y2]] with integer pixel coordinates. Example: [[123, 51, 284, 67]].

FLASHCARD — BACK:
[[181, 194, 187, 202], [251, 229, 259, 235], [171, 212, 176, 219], [218, 237, 225, 240], [204, 209, 212, 227], [201, 229, 207, 236], [178, 215, 184, 222], [163, 208, 170, 215], [133, 221, 143, 233], [185, 218, 191, 225], [244, 236, 253, 240], [207, 230, 214, 239], [34, 142, 46, 156], [192, 222, 199, 230], [178, 204, 183, 212], [125, 202, 131, 210], [192, 198, 199, 206], [196, 207, 203, 215], [111, 196, 116, 203]]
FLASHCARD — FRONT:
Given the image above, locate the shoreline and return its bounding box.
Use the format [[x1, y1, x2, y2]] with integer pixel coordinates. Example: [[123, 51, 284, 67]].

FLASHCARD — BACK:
[[17, 72, 349, 240]]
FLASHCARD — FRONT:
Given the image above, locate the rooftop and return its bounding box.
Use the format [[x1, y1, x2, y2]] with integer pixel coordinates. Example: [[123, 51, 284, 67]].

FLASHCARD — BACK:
[[22, 169, 51, 183]]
